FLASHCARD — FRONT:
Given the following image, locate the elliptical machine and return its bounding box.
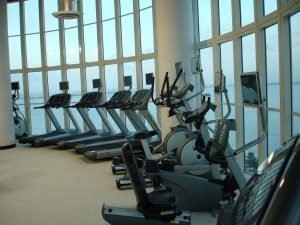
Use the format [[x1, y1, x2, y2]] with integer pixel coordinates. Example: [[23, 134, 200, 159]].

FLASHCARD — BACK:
[[11, 81, 28, 139]]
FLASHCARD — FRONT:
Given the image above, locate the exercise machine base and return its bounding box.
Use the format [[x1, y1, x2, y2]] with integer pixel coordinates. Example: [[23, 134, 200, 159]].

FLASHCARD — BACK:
[[102, 204, 191, 225]]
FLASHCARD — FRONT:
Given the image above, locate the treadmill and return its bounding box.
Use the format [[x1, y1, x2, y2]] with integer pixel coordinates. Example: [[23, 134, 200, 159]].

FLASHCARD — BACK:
[[57, 80, 133, 149], [19, 81, 81, 147], [81, 75, 162, 160], [43, 79, 114, 146]]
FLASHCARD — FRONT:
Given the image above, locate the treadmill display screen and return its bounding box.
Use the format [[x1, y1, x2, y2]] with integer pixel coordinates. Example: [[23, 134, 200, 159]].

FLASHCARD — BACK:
[[241, 72, 262, 106], [124, 76, 132, 87], [145, 73, 154, 85], [59, 81, 69, 91], [11, 82, 20, 90], [93, 79, 101, 89]]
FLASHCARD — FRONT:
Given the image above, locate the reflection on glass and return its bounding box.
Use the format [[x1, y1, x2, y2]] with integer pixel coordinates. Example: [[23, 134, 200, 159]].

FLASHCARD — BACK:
[[67, 68, 83, 130], [140, 8, 154, 54], [65, 28, 80, 64], [25, 0, 40, 33], [121, 14, 135, 57], [84, 24, 98, 62], [7, 2, 20, 36], [46, 31, 61, 66], [291, 12, 300, 113], [102, 0, 115, 20], [82, 0, 96, 24], [120, 0, 133, 15], [26, 34, 41, 68], [198, 0, 212, 41], [268, 111, 280, 154], [9, 36, 22, 70], [240, 0, 254, 26], [220, 41, 234, 102], [219, 0, 232, 35], [244, 107, 258, 174], [28, 72, 45, 134], [264, 0, 277, 16], [103, 20, 117, 60], [44, 0, 58, 31], [242, 34, 256, 72], [265, 24, 279, 109], [48, 70, 64, 129]]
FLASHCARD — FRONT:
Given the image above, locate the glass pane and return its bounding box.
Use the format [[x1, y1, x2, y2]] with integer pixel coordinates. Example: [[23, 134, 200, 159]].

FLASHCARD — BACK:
[[244, 107, 258, 174], [48, 70, 64, 129], [11, 73, 25, 117], [139, 0, 152, 9], [140, 8, 154, 54], [121, 14, 135, 57], [265, 24, 280, 109], [84, 24, 98, 62], [219, 0, 232, 35], [123, 62, 137, 91], [25, 0, 40, 33], [291, 12, 300, 113], [7, 2, 20, 36], [105, 64, 120, 132], [67, 68, 83, 130], [240, 0, 254, 27], [45, 31, 61, 66], [28, 72, 45, 134], [293, 116, 300, 135], [200, 47, 215, 126], [120, 0, 133, 15], [242, 34, 256, 72], [82, 0, 96, 24], [26, 34, 41, 68], [220, 41, 234, 103], [264, 0, 277, 16], [268, 111, 280, 154], [44, 0, 58, 31], [222, 105, 236, 149], [64, 19, 78, 29], [65, 27, 80, 65], [86, 67, 100, 92], [103, 20, 117, 60], [198, 0, 212, 41], [8, 36, 22, 70], [102, 0, 115, 20]]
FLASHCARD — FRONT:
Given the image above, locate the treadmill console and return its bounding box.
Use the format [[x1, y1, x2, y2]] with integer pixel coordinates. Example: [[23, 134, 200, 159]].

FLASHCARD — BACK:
[[11, 82, 20, 90], [93, 78, 102, 89], [59, 81, 69, 91]]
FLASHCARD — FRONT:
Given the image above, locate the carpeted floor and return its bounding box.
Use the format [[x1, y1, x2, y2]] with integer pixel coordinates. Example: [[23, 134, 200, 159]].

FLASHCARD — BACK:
[[0, 144, 216, 225]]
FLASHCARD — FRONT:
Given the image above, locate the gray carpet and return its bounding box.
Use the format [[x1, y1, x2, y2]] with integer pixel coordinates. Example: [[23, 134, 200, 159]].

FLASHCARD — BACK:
[[0, 145, 216, 225]]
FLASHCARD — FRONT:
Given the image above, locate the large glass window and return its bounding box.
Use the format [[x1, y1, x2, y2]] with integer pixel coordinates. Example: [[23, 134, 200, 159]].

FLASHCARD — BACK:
[[26, 34, 42, 68], [45, 31, 61, 67], [219, 0, 232, 35], [264, 0, 277, 16], [242, 34, 256, 72], [8, 37, 22, 70], [101, 0, 115, 20], [291, 12, 300, 134], [84, 24, 98, 62], [24, 0, 40, 34], [140, 7, 154, 54], [121, 14, 135, 57], [120, 0, 133, 15], [102, 20, 117, 60], [44, 0, 58, 31], [7, 2, 20, 36], [240, 0, 254, 27], [139, 0, 152, 9], [28, 72, 45, 134], [65, 28, 80, 65], [82, 0, 96, 24], [268, 111, 281, 153], [11, 73, 25, 118], [198, 0, 212, 41]]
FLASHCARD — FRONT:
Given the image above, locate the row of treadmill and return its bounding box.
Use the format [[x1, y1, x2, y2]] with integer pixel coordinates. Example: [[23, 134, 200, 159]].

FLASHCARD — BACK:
[[19, 56, 300, 225]]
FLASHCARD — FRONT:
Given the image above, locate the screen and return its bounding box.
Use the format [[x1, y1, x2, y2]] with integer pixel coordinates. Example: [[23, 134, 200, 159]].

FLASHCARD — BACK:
[[191, 56, 201, 74], [241, 72, 262, 106], [145, 73, 154, 85], [11, 82, 20, 90], [214, 71, 225, 94], [59, 81, 69, 91], [124, 76, 132, 87], [175, 61, 184, 76], [92, 79, 101, 89]]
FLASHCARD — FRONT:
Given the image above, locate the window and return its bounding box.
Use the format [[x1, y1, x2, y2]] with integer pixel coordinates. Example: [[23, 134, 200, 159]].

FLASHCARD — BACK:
[[219, 0, 232, 35], [11, 73, 25, 117], [44, 0, 58, 31], [84, 24, 98, 62], [140, 7, 154, 54], [121, 14, 135, 57], [26, 34, 42, 68], [25, 0, 40, 34], [7, 2, 20, 36], [120, 0, 133, 15], [45, 31, 61, 66], [198, 0, 212, 41], [28, 72, 45, 134], [240, 0, 254, 27], [264, 0, 277, 16], [82, 0, 97, 24], [139, 0, 152, 9], [65, 28, 80, 65], [123, 62, 137, 91], [8, 37, 22, 70], [242, 34, 256, 72], [102, 20, 117, 60], [102, 0, 115, 20]]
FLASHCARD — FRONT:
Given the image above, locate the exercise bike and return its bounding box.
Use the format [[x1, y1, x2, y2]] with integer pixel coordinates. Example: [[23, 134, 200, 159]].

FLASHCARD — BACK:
[[11, 82, 28, 139]]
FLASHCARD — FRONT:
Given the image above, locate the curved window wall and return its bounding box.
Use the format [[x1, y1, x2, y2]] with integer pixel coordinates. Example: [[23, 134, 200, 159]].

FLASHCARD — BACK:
[[194, 0, 300, 173], [7, 0, 155, 135]]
